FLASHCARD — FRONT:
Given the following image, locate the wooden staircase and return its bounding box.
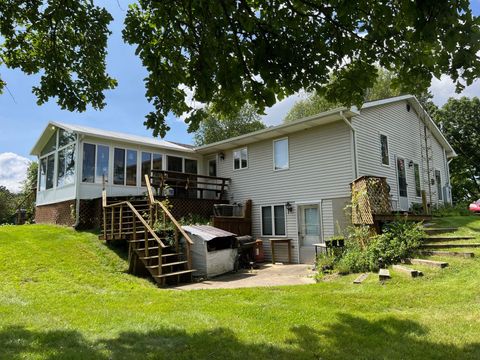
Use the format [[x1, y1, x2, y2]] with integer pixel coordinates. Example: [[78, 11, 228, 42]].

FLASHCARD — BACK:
[[101, 175, 196, 286]]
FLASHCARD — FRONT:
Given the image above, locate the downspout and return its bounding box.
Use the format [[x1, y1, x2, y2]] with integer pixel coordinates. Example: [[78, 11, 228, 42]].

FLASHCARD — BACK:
[[340, 111, 358, 178]]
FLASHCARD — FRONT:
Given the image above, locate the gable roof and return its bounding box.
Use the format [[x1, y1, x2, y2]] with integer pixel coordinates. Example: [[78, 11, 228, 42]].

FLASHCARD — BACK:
[[30, 121, 194, 156], [360, 95, 456, 158], [194, 107, 359, 154]]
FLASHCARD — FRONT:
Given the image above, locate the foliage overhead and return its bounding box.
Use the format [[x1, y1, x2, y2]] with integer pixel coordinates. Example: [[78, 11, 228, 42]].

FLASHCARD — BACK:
[[194, 104, 266, 146], [436, 97, 480, 201], [123, 0, 480, 136], [0, 1, 117, 112]]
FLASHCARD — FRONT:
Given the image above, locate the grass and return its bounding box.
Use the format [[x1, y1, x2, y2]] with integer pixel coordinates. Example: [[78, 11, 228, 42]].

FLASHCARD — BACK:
[[0, 221, 479, 359]]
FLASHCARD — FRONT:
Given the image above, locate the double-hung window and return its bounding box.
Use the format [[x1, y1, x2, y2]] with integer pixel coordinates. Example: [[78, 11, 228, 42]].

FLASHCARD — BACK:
[[380, 134, 390, 166], [273, 138, 289, 170], [261, 205, 286, 236], [233, 148, 248, 170]]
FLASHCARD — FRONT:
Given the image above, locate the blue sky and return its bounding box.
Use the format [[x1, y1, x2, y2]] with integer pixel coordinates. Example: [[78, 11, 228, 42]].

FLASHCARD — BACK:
[[0, 1, 479, 191]]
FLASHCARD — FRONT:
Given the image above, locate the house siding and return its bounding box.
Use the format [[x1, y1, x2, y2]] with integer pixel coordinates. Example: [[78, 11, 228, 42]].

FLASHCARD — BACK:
[[353, 100, 451, 210], [213, 121, 355, 263]]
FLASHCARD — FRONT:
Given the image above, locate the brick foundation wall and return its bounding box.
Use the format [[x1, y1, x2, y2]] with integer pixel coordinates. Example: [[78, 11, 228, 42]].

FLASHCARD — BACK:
[[35, 200, 76, 226]]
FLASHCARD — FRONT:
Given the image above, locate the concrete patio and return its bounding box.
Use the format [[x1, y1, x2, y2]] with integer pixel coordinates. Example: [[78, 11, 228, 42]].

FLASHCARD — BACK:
[[170, 263, 316, 290]]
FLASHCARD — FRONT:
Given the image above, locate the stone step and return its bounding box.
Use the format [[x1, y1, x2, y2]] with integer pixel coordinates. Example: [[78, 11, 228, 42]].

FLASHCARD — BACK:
[[423, 227, 458, 235], [353, 273, 369, 284], [406, 258, 448, 268], [421, 243, 480, 249], [392, 264, 423, 277], [378, 269, 391, 281], [419, 250, 475, 258], [423, 236, 475, 243]]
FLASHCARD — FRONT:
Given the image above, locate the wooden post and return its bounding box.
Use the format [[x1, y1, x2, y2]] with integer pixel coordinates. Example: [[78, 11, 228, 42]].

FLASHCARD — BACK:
[[132, 213, 137, 242], [421, 190, 428, 215], [119, 204, 123, 238], [102, 190, 107, 240], [144, 226, 149, 257], [111, 207, 115, 239]]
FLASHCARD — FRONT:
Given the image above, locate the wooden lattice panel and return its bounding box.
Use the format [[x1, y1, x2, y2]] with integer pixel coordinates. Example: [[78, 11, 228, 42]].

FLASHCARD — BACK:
[[351, 176, 392, 225]]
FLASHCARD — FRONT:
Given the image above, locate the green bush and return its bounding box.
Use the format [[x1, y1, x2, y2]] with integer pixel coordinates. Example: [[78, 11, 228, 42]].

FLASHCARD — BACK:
[[332, 221, 425, 275], [432, 202, 471, 217]]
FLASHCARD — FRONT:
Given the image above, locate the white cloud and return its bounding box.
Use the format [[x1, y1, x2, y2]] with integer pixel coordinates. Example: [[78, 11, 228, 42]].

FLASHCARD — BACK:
[[261, 92, 308, 126], [429, 75, 480, 106], [0, 153, 31, 193]]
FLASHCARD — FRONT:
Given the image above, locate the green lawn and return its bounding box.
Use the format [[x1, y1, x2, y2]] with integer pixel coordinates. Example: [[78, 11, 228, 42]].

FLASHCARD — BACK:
[[0, 220, 479, 359]]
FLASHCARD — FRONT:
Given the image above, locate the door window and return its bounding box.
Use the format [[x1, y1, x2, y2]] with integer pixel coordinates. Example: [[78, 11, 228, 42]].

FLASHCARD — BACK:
[[397, 158, 407, 197]]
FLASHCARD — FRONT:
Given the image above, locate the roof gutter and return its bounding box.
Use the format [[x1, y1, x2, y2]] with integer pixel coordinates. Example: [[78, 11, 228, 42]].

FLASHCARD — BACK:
[[340, 111, 359, 178]]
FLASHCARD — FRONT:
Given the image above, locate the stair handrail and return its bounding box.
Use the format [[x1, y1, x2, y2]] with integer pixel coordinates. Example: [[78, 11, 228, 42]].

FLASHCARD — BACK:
[[144, 175, 194, 246], [102, 190, 167, 248]]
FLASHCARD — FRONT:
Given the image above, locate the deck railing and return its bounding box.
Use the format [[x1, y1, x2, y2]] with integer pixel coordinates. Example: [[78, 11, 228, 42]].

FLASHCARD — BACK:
[[150, 169, 230, 200]]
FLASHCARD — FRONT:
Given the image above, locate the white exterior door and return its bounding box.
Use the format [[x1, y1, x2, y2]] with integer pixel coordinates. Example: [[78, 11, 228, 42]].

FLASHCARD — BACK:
[[298, 204, 321, 263], [396, 157, 409, 211]]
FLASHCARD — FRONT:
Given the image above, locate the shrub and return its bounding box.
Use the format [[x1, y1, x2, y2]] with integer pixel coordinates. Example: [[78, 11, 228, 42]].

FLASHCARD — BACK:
[[332, 221, 425, 274]]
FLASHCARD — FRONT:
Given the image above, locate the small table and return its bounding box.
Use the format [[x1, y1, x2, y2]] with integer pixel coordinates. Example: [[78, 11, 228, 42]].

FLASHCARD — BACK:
[[270, 238, 292, 264], [313, 239, 345, 257]]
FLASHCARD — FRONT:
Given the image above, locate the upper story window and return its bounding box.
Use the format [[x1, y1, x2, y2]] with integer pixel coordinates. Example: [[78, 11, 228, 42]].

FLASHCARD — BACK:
[[273, 138, 289, 171], [233, 148, 248, 170], [126, 150, 138, 186], [185, 158, 198, 174], [82, 143, 109, 184], [380, 134, 390, 166], [39, 128, 77, 191], [141, 152, 163, 186], [167, 155, 183, 172]]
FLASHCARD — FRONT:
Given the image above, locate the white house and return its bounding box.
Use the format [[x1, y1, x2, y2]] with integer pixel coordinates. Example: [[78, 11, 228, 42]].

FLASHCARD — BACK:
[[31, 95, 455, 263]]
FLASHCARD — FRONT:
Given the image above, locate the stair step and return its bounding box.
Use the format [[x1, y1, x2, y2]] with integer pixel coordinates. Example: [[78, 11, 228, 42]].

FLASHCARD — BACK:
[[162, 253, 183, 258], [424, 227, 458, 235], [154, 269, 196, 278], [419, 250, 475, 258], [162, 260, 188, 267], [139, 255, 159, 260], [424, 236, 475, 242], [392, 264, 423, 277], [421, 243, 480, 249], [136, 246, 160, 252], [406, 258, 448, 268]]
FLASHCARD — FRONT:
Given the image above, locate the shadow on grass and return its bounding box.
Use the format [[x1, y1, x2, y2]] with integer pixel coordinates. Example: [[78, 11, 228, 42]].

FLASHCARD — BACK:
[[1, 314, 479, 359]]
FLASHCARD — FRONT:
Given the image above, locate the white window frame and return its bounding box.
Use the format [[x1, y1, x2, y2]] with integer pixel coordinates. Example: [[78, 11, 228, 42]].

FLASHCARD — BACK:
[[38, 129, 77, 191], [260, 204, 287, 237], [112, 147, 138, 187], [141, 151, 163, 186], [233, 147, 248, 170], [81, 142, 109, 185], [56, 143, 76, 188], [273, 137, 289, 171], [379, 133, 390, 167]]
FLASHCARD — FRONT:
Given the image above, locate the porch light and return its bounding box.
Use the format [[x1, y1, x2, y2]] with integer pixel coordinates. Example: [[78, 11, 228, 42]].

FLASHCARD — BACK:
[[219, 152, 225, 160], [285, 202, 293, 213], [408, 160, 414, 168]]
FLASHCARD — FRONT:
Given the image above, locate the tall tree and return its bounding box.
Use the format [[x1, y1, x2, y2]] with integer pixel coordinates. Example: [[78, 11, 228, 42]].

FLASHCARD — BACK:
[[0, 186, 16, 224], [123, 1, 480, 136], [194, 104, 266, 146], [18, 162, 38, 222], [284, 68, 403, 122], [436, 97, 480, 201]]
